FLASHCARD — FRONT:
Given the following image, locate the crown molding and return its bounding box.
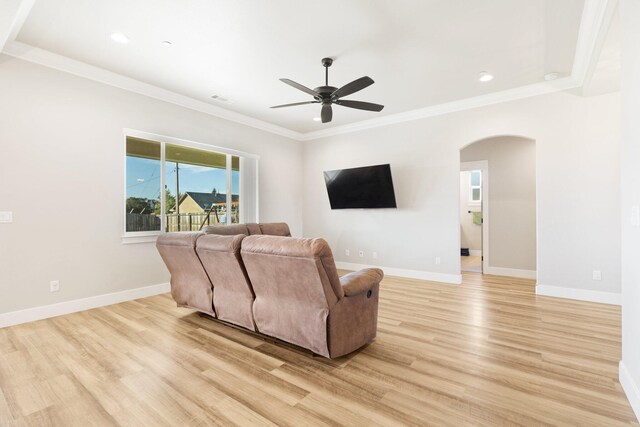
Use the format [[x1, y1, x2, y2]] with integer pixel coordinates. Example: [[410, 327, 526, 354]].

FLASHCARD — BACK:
[[0, 0, 614, 142], [0, 0, 33, 52], [8, 0, 33, 41], [1, 40, 304, 141], [572, 0, 618, 87], [580, 0, 619, 95]]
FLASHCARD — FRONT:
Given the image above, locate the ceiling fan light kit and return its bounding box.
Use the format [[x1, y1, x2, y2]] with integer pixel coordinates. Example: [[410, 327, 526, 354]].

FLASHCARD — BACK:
[[271, 57, 384, 123]]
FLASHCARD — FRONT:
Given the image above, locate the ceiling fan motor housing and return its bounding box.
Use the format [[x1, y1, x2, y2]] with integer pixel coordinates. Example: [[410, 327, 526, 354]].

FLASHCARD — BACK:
[[314, 86, 338, 102]]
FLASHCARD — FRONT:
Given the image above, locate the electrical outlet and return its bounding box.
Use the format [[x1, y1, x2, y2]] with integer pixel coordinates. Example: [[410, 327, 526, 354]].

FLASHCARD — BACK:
[[372, 251, 378, 259], [592, 270, 602, 281], [345, 249, 350, 256], [358, 250, 364, 258], [50, 280, 60, 292], [435, 257, 441, 265]]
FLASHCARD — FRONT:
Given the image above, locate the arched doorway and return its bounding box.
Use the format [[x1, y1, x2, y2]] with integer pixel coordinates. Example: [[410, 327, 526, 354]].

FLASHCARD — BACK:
[[459, 136, 537, 279]]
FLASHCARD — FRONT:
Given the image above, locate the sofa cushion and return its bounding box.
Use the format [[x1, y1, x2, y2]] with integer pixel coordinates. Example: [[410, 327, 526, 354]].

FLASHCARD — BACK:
[[196, 234, 256, 330], [241, 236, 344, 357], [156, 232, 214, 316], [241, 235, 342, 299]]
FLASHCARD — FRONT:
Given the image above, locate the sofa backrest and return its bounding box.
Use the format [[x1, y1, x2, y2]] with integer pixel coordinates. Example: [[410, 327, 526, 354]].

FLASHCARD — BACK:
[[258, 222, 291, 236], [204, 224, 254, 235], [240, 235, 343, 357], [156, 232, 214, 315], [196, 234, 256, 330], [204, 222, 290, 237]]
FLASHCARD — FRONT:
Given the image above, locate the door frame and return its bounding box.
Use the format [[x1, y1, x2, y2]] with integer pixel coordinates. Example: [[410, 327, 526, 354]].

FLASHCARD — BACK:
[[460, 160, 489, 273]]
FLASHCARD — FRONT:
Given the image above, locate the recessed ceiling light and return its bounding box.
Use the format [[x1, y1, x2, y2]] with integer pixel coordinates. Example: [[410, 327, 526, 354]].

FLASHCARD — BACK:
[[161, 40, 172, 46], [544, 72, 559, 81], [110, 32, 129, 44], [478, 71, 493, 82], [313, 117, 321, 122]]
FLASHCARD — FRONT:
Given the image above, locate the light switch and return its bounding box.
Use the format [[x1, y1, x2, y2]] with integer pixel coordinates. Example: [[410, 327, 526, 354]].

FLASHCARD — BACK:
[[0, 211, 13, 223], [632, 206, 640, 227]]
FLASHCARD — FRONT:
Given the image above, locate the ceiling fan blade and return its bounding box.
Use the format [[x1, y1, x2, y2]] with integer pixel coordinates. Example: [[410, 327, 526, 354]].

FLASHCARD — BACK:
[[331, 76, 374, 99], [321, 104, 333, 123], [335, 100, 384, 112], [270, 101, 319, 109], [279, 78, 319, 97]]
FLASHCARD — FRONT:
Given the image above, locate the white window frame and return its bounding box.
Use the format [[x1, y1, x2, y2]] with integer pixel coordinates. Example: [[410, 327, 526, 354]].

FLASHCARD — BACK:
[[468, 170, 482, 206], [122, 129, 259, 244]]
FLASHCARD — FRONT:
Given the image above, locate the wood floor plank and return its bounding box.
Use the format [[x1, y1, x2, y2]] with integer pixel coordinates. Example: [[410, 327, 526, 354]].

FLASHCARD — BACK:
[[209, 397, 279, 427], [0, 272, 637, 426]]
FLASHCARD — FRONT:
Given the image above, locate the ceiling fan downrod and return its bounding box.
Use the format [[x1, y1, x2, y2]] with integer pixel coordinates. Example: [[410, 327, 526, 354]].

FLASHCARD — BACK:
[[322, 57, 333, 86]]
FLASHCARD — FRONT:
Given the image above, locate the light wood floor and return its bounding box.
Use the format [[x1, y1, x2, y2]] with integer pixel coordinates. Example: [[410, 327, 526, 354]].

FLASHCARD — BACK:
[[0, 273, 637, 426], [461, 255, 482, 273]]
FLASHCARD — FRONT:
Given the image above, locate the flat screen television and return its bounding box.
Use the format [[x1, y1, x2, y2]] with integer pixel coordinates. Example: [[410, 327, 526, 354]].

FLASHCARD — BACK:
[[323, 164, 397, 209]]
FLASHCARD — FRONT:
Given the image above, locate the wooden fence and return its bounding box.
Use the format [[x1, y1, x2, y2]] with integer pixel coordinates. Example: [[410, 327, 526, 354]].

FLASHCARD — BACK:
[[126, 210, 239, 232], [165, 212, 224, 232], [126, 213, 161, 232]]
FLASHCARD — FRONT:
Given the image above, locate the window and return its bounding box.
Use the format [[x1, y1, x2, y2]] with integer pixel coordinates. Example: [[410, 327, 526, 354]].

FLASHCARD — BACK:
[[125, 138, 162, 232], [124, 131, 257, 242], [469, 170, 482, 204]]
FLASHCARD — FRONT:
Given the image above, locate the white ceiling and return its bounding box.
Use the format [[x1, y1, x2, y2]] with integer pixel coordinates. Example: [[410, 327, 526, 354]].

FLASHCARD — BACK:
[[11, 0, 590, 133]]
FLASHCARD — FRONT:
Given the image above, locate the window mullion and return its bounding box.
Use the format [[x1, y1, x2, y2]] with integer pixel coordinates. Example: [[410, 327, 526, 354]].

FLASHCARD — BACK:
[[239, 157, 245, 224], [226, 154, 232, 225]]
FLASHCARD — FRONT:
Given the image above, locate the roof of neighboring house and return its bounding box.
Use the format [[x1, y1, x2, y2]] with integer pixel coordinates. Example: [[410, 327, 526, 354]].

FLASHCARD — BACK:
[[178, 191, 239, 210]]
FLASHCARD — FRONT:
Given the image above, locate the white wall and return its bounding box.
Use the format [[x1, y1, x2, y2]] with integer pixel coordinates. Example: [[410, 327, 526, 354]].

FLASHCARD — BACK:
[[620, 0, 640, 421], [0, 55, 302, 314], [461, 136, 536, 272], [459, 171, 481, 252], [303, 90, 620, 294]]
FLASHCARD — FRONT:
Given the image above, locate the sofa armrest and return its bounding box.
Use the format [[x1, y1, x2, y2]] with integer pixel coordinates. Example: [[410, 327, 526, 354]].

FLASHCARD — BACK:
[[340, 268, 384, 296]]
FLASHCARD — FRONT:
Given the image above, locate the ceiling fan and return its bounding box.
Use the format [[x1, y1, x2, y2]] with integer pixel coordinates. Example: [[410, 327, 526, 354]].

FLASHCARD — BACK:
[[271, 57, 384, 123]]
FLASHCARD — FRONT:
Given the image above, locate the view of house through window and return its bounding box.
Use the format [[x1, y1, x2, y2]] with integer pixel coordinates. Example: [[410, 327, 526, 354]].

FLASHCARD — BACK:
[[125, 136, 241, 233]]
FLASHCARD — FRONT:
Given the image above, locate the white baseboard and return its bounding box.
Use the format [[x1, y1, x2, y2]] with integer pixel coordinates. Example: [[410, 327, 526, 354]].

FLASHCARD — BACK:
[[335, 261, 462, 285], [484, 266, 537, 279], [535, 284, 621, 305], [469, 249, 482, 256], [0, 283, 170, 328], [620, 361, 640, 423]]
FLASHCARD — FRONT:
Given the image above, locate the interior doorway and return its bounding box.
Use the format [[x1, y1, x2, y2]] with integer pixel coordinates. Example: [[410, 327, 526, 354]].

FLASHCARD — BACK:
[[460, 161, 488, 273], [459, 136, 537, 280]]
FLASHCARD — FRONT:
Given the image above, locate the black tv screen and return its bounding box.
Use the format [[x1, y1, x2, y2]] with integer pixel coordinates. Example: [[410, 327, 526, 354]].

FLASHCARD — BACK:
[[323, 164, 397, 209]]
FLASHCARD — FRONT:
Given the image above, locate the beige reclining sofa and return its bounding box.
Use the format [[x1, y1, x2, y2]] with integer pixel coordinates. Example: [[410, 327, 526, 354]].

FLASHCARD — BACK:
[[156, 223, 383, 358]]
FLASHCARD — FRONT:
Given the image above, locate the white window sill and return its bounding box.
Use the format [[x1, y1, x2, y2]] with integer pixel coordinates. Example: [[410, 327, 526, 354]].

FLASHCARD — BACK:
[[121, 233, 161, 245]]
